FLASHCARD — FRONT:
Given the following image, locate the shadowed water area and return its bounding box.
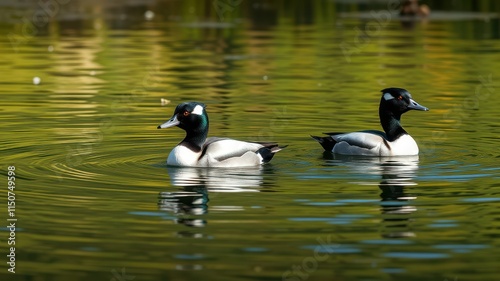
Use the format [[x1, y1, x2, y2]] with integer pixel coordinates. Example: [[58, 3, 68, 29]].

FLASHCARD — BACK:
[[1, 0, 500, 280]]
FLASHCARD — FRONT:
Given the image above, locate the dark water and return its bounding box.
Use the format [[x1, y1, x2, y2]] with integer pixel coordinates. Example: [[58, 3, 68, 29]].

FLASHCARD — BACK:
[[1, 1, 500, 280]]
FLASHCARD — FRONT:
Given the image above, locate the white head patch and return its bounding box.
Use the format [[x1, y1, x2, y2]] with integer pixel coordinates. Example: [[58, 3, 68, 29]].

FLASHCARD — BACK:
[[191, 104, 204, 115], [383, 93, 395, 101]]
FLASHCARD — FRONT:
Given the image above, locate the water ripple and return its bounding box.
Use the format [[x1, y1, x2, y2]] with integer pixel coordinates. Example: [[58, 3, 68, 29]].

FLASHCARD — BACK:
[[383, 252, 450, 259], [302, 244, 362, 254]]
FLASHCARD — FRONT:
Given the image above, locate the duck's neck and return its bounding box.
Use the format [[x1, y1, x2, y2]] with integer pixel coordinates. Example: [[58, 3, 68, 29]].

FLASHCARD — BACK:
[[379, 108, 407, 141], [181, 119, 209, 152]]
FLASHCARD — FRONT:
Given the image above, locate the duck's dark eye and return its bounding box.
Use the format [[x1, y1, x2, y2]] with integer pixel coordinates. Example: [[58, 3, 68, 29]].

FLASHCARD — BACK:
[[397, 95, 403, 100], [183, 111, 190, 116]]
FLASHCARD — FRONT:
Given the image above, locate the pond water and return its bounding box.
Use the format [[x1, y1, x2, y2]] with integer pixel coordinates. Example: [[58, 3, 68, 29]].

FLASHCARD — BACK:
[[1, 1, 500, 280]]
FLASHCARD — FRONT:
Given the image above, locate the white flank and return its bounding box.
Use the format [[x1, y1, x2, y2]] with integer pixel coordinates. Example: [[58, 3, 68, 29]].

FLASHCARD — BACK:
[[332, 132, 419, 156]]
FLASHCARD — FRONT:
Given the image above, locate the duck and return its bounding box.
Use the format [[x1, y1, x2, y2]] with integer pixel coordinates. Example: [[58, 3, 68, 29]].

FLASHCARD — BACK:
[[400, 0, 430, 17], [157, 102, 285, 167], [311, 88, 429, 156]]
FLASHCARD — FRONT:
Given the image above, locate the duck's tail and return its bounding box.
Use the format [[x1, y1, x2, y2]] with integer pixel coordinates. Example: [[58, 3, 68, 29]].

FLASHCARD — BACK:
[[256, 144, 287, 163], [311, 135, 336, 151]]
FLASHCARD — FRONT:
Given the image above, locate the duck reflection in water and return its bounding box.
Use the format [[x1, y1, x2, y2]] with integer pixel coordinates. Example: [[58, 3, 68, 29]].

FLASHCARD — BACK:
[[377, 156, 419, 238], [158, 166, 266, 228], [158, 185, 208, 228], [325, 154, 419, 238]]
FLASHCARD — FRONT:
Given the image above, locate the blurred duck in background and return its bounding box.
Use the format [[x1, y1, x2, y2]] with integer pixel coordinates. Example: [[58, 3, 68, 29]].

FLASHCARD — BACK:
[[400, 0, 430, 17]]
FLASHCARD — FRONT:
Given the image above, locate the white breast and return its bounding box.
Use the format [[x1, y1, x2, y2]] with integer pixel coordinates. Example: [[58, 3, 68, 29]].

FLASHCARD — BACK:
[[383, 134, 419, 156], [167, 145, 201, 167]]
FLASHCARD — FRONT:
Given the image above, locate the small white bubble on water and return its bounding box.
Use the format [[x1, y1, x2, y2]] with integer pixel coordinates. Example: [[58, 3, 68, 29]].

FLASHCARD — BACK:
[[263, 75, 268, 81], [48, 45, 54, 52], [33, 77, 41, 85], [145, 10, 155, 21], [161, 98, 171, 106], [90, 71, 96, 76]]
